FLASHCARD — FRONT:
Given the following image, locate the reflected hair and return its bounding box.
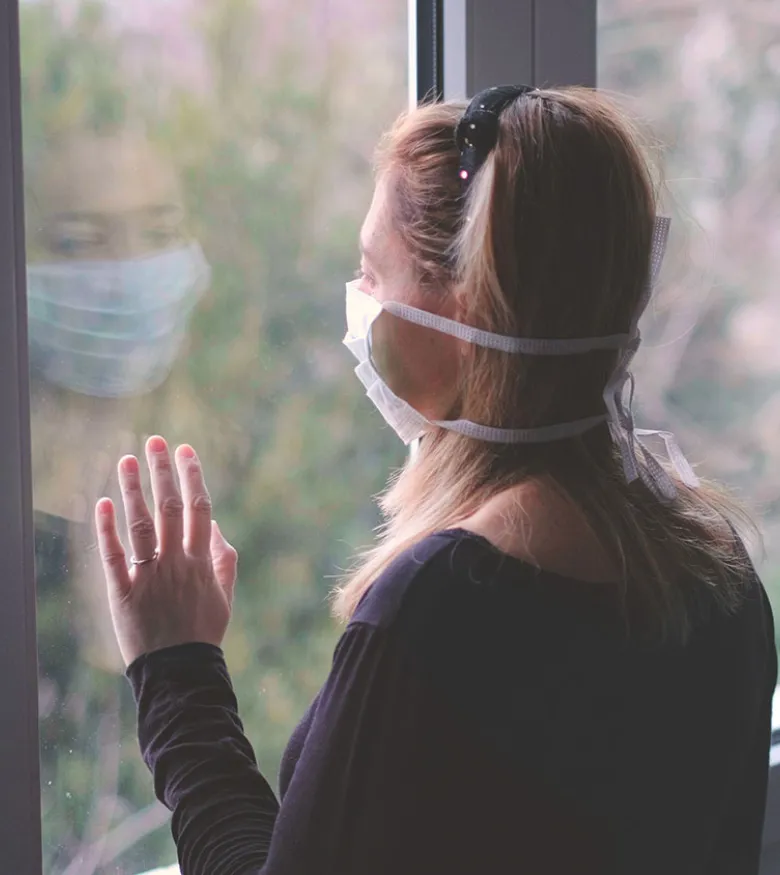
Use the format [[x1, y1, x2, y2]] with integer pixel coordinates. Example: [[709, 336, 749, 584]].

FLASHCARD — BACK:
[[333, 87, 759, 643]]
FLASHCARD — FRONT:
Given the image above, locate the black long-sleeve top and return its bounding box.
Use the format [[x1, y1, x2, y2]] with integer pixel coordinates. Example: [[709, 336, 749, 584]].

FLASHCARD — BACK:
[[127, 528, 777, 875]]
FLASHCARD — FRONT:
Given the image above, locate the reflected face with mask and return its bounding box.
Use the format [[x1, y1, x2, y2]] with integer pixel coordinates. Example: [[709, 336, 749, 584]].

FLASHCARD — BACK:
[[351, 174, 462, 426], [26, 130, 210, 398]]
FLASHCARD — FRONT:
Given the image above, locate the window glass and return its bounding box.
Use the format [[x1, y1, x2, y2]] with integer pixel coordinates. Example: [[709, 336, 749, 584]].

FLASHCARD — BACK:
[[21, 1, 407, 871], [598, 3, 780, 662]]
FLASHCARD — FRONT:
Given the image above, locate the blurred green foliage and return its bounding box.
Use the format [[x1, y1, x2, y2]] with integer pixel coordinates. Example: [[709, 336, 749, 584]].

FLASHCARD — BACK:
[[21, 2, 780, 873], [22, 1, 405, 871]]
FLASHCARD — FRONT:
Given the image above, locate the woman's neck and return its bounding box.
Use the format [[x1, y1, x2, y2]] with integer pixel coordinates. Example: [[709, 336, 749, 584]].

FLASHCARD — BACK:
[[455, 480, 621, 583]]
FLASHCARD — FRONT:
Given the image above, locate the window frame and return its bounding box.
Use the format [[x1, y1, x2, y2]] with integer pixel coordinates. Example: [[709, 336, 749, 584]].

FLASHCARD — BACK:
[[440, 0, 595, 99], [0, 0, 43, 870], [412, 0, 444, 103], [766, 723, 780, 863]]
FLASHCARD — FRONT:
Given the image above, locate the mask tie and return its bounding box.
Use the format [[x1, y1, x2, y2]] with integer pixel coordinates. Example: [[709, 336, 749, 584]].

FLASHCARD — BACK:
[[602, 217, 700, 502]]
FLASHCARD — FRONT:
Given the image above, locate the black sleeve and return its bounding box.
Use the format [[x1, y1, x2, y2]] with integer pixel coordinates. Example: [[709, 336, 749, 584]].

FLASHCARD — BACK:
[[127, 622, 428, 875], [127, 642, 279, 874]]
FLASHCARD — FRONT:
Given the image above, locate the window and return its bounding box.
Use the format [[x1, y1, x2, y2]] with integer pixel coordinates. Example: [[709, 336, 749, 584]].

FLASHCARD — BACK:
[[20, 0, 407, 871], [598, 11, 780, 864], [598, 2, 780, 657], [3, 1, 778, 871]]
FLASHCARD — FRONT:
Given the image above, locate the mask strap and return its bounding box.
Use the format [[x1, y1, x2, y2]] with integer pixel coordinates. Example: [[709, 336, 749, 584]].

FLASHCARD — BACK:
[[359, 215, 699, 500], [381, 217, 673, 357], [382, 301, 630, 354], [605, 360, 699, 502], [601, 216, 700, 501], [444, 216, 698, 499], [431, 414, 609, 444]]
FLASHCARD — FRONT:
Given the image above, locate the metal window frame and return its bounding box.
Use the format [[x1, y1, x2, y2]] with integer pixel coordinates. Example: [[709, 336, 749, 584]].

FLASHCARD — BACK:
[[0, 0, 43, 872], [764, 737, 780, 870], [442, 0, 596, 100], [410, 0, 444, 105]]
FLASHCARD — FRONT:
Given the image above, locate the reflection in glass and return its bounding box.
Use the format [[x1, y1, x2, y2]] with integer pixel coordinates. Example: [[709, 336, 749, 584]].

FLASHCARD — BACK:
[[27, 131, 210, 398], [21, 0, 407, 872]]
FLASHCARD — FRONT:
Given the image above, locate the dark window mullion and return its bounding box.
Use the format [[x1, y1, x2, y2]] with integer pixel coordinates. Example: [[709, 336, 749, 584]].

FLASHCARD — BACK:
[[0, 0, 43, 872], [416, 0, 444, 103]]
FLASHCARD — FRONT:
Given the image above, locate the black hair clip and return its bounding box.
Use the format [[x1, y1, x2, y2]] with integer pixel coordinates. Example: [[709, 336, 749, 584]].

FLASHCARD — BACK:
[[456, 84, 536, 188]]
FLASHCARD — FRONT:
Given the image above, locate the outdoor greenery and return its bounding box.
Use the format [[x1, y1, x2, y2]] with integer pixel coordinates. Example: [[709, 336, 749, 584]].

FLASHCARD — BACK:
[[23, 1, 405, 872], [20, 1, 780, 873]]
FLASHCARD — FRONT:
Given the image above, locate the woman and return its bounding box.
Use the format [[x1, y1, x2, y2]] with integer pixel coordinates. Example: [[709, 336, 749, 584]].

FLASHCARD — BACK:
[[97, 86, 776, 875]]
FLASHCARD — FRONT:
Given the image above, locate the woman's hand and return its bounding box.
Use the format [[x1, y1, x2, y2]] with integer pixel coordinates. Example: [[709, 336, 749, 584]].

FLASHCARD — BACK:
[[95, 435, 238, 667]]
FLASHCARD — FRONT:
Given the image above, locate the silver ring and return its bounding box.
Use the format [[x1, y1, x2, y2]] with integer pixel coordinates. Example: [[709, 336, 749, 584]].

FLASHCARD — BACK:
[[130, 550, 159, 567]]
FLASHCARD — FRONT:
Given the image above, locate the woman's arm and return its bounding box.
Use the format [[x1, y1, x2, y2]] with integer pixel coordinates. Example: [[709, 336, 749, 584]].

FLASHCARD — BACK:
[[104, 439, 460, 874], [128, 642, 279, 874], [129, 620, 432, 875]]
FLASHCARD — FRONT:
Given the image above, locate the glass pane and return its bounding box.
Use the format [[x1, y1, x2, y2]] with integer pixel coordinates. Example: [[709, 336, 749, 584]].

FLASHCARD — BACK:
[[20, 1, 407, 871], [598, 5, 780, 658]]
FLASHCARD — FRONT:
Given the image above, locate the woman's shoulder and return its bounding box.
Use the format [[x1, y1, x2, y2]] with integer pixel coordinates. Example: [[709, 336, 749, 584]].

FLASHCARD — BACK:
[[349, 528, 537, 634], [349, 530, 464, 631]]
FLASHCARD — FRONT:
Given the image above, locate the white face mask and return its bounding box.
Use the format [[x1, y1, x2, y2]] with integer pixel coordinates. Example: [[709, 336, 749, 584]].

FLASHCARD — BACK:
[[27, 242, 210, 398], [343, 216, 700, 502]]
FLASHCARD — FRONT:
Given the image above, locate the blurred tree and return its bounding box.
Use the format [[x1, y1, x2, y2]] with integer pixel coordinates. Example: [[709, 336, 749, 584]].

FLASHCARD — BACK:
[[21, 1, 780, 873], [21, 0, 406, 872], [599, 2, 780, 638]]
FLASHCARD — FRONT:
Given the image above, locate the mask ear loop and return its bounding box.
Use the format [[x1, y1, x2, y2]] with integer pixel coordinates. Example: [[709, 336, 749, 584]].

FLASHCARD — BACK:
[[603, 216, 700, 502]]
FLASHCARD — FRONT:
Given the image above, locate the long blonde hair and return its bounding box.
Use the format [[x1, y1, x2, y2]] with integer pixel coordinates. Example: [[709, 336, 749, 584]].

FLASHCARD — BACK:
[[334, 87, 758, 644]]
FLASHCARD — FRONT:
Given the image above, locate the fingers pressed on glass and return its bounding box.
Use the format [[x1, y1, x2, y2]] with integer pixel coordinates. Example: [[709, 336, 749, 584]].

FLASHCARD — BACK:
[[175, 444, 212, 558], [145, 435, 184, 556], [118, 454, 158, 565], [95, 498, 131, 598]]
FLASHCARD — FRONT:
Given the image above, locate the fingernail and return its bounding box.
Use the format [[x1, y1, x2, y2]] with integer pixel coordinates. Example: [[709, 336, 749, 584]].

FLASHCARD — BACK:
[[120, 455, 139, 474], [97, 498, 112, 515], [148, 435, 166, 454], [179, 445, 196, 460]]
